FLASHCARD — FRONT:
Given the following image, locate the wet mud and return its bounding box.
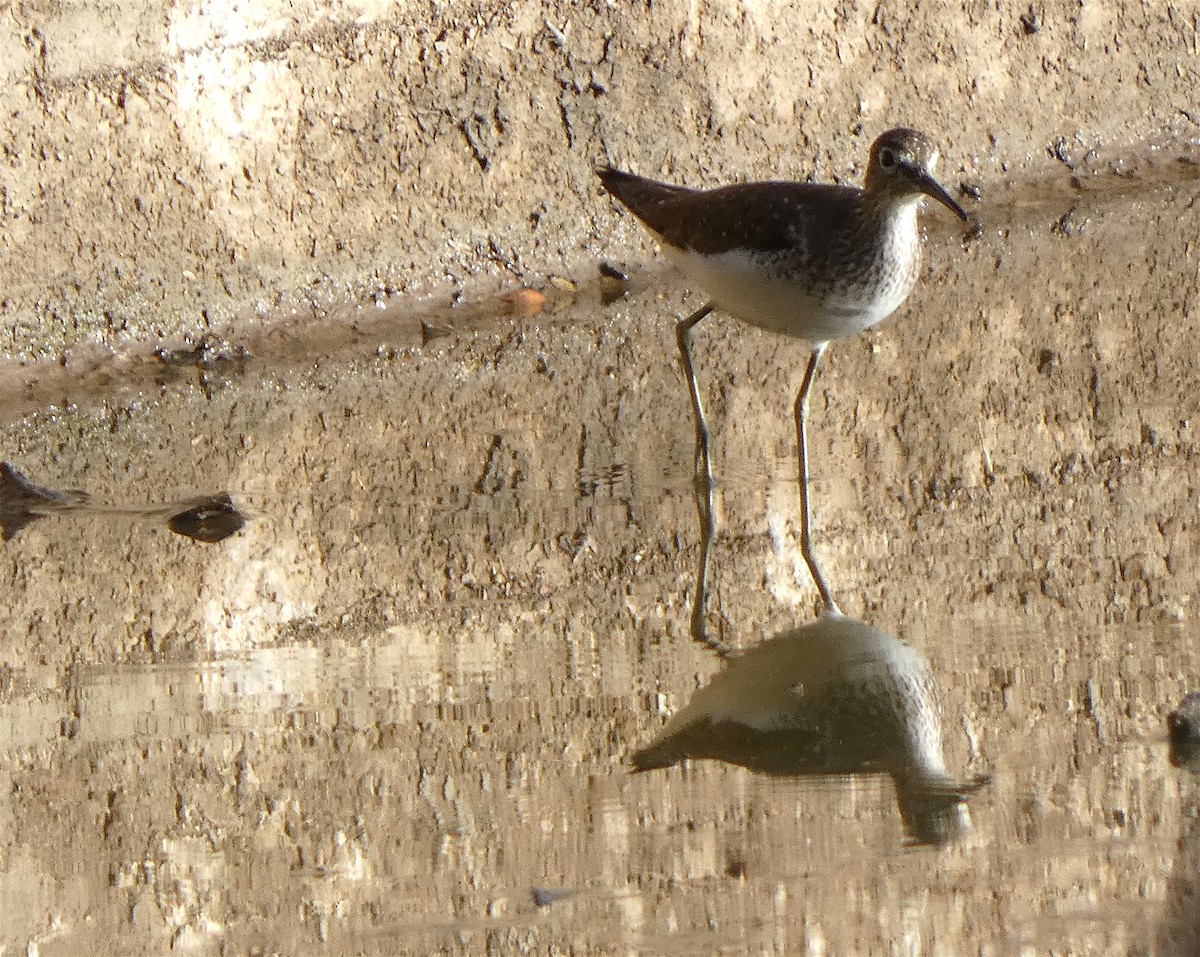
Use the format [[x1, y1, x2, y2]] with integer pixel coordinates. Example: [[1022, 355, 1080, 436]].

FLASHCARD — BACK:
[[5, 2, 1199, 362], [1, 159, 1200, 954]]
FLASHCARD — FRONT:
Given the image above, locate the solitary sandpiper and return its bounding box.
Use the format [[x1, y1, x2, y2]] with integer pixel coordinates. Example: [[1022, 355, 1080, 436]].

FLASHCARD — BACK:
[[598, 128, 968, 614]]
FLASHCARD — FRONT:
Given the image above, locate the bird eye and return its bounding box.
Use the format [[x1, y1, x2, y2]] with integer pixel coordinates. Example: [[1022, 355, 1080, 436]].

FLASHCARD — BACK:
[[879, 147, 896, 169]]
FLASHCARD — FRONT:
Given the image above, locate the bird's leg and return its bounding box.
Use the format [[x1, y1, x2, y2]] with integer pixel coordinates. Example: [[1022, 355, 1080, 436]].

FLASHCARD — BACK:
[[687, 478, 729, 655], [793, 342, 841, 615], [675, 303, 716, 492], [688, 454, 729, 656], [675, 302, 728, 653]]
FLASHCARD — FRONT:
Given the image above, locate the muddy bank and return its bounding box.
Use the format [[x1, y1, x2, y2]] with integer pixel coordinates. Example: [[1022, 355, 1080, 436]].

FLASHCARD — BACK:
[[2, 0, 1199, 360]]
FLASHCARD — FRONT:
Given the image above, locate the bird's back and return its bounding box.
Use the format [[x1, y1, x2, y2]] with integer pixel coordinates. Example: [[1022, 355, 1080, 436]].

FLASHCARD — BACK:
[[598, 167, 917, 340], [597, 167, 861, 258]]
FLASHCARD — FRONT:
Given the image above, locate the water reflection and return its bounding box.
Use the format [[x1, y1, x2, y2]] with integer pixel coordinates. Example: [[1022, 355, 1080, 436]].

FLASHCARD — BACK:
[[632, 613, 986, 846], [0, 461, 245, 544], [1168, 693, 1200, 772], [1160, 693, 1200, 956], [640, 471, 988, 846]]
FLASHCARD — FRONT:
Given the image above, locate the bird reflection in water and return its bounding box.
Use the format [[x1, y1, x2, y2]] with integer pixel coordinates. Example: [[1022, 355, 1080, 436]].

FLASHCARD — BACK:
[[637, 475, 988, 847], [633, 614, 987, 846]]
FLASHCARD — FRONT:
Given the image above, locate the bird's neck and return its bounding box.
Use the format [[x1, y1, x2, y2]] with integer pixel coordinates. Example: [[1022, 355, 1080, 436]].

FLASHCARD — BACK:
[[850, 193, 922, 262], [859, 192, 923, 233]]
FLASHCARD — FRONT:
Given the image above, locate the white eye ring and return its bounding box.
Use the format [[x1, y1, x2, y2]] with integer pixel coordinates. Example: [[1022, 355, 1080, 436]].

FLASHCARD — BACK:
[[879, 147, 897, 169]]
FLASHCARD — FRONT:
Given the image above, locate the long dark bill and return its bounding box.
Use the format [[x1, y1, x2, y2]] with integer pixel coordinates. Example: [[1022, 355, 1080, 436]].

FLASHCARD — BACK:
[[912, 168, 968, 222]]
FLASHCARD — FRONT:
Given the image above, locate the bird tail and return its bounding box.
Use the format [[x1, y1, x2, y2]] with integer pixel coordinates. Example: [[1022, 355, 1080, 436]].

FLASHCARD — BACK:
[[595, 166, 691, 226]]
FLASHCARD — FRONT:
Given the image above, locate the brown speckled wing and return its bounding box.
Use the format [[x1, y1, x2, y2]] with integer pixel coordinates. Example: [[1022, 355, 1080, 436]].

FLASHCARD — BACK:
[[598, 167, 861, 256]]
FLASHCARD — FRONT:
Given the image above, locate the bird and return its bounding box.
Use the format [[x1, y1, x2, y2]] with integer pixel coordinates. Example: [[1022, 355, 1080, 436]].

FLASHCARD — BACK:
[[598, 128, 968, 615], [629, 614, 987, 846]]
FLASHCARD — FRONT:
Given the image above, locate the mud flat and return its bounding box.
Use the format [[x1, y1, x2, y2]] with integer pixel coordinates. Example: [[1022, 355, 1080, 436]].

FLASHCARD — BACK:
[[1, 153, 1200, 951], [2, 1, 1199, 359]]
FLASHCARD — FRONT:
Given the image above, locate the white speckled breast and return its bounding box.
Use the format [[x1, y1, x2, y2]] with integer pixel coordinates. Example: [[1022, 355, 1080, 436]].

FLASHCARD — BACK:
[[663, 199, 923, 343]]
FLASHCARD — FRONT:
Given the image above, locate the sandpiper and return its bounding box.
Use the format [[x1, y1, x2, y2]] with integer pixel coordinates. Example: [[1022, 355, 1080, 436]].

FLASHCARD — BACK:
[[599, 128, 967, 613]]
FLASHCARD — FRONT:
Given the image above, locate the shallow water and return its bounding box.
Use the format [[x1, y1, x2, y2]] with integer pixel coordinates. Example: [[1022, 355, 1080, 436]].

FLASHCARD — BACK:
[[2, 158, 1200, 955]]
